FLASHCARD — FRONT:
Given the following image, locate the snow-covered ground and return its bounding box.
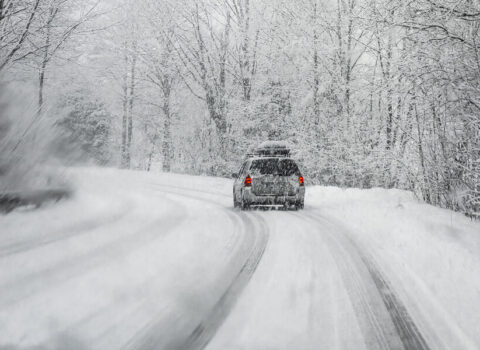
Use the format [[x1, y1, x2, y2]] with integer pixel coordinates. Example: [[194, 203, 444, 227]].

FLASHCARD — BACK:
[[0, 167, 479, 349]]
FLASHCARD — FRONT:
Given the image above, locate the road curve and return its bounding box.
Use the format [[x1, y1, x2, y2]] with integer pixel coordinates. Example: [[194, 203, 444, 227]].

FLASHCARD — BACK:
[[121, 185, 270, 350], [298, 211, 430, 350], [125, 182, 433, 350], [0, 169, 457, 349]]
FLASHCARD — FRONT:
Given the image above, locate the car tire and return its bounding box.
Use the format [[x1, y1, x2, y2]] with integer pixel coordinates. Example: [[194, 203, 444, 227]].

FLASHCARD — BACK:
[[240, 195, 250, 211], [296, 201, 304, 210], [233, 192, 239, 208]]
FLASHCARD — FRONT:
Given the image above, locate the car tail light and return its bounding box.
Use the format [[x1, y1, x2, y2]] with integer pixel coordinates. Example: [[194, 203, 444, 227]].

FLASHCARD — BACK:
[[244, 175, 252, 187], [299, 176, 304, 186]]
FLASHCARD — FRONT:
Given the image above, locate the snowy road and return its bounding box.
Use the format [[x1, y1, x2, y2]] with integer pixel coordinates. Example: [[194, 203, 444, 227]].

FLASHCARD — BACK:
[[1, 168, 479, 350]]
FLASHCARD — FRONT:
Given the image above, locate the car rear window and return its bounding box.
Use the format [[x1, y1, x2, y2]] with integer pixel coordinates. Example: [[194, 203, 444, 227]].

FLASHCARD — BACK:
[[249, 159, 300, 176], [278, 159, 300, 176]]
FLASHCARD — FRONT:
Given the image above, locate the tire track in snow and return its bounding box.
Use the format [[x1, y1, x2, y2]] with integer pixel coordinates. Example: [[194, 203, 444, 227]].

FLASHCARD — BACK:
[[0, 201, 133, 258], [180, 212, 269, 350], [124, 187, 269, 350], [148, 183, 231, 199], [299, 211, 430, 350], [0, 180, 205, 259], [0, 197, 187, 308]]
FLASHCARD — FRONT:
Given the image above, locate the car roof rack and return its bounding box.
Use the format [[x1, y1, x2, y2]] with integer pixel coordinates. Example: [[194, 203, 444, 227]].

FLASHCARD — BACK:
[[251, 141, 291, 158]]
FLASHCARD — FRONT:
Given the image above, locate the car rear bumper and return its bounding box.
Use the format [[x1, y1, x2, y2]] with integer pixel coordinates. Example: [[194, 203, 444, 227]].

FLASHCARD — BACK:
[[243, 187, 305, 205]]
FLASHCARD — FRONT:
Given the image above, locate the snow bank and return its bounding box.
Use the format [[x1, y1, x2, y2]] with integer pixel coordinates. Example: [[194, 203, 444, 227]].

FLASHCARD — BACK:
[[307, 185, 480, 348], [307, 185, 417, 206], [0, 167, 241, 348]]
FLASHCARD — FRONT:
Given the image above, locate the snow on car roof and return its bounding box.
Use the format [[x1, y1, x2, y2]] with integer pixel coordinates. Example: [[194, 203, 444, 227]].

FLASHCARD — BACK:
[[243, 141, 291, 160], [248, 156, 292, 161], [255, 141, 290, 154], [256, 141, 290, 150], [245, 156, 295, 163]]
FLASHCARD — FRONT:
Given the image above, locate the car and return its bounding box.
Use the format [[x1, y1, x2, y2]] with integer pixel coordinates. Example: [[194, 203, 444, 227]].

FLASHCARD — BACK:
[[232, 141, 305, 210]]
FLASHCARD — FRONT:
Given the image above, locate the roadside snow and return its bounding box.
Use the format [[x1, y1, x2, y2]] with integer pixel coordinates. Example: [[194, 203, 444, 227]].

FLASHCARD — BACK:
[[307, 186, 480, 349], [0, 168, 242, 349]]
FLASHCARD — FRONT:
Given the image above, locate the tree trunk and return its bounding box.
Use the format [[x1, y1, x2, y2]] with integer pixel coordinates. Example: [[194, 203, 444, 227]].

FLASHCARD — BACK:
[[312, 2, 320, 120], [147, 143, 155, 172], [38, 62, 47, 115], [38, 8, 54, 115], [126, 44, 136, 168], [345, 9, 353, 125], [121, 48, 129, 168], [414, 102, 430, 202], [162, 88, 171, 172]]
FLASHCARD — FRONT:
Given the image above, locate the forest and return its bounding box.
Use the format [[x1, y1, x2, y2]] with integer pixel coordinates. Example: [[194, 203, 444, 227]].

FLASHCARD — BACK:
[[0, 0, 479, 217]]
